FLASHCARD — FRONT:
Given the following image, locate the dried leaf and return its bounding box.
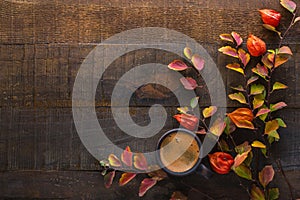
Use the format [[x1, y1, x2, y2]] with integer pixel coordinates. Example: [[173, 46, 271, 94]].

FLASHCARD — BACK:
[[228, 108, 254, 129], [253, 94, 264, 110], [218, 46, 239, 58], [251, 185, 266, 200], [202, 106, 217, 118], [138, 178, 157, 197], [119, 172, 136, 186], [180, 77, 198, 90], [134, 153, 148, 171], [276, 118, 287, 127], [168, 60, 189, 71], [259, 165, 275, 188], [238, 48, 250, 66], [104, 171, 115, 188], [231, 85, 245, 92], [251, 141, 266, 149], [247, 76, 259, 85], [265, 120, 279, 135], [183, 47, 193, 59], [147, 167, 168, 181], [270, 102, 287, 112], [121, 146, 133, 167], [190, 97, 199, 109], [192, 54, 205, 71], [250, 84, 265, 95], [170, 191, 188, 200], [256, 108, 271, 117], [228, 92, 247, 104], [226, 63, 244, 75], [261, 54, 274, 69], [273, 82, 288, 91], [219, 33, 234, 43], [232, 32, 243, 46], [108, 154, 122, 167], [232, 164, 252, 180], [278, 46, 293, 55], [280, 0, 296, 13], [209, 118, 226, 137], [268, 188, 280, 200]]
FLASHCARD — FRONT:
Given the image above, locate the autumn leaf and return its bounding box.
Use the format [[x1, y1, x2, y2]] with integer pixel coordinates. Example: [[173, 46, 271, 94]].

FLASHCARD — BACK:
[[233, 147, 252, 168], [219, 33, 234, 43], [232, 32, 243, 47], [190, 97, 199, 109], [202, 106, 217, 118], [147, 166, 168, 181], [259, 165, 275, 188], [269, 188, 280, 200], [209, 118, 226, 137], [224, 116, 236, 135], [121, 146, 133, 167], [170, 191, 188, 200], [235, 141, 251, 154], [261, 54, 274, 69], [238, 48, 250, 66], [218, 46, 239, 58], [119, 172, 136, 186], [276, 118, 287, 127], [294, 17, 300, 24], [251, 185, 266, 200], [228, 108, 254, 129], [108, 154, 122, 167], [253, 94, 264, 110], [272, 82, 288, 91], [180, 77, 198, 90], [232, 164, 252, 180], [183, 47, 193, 59], [251, 141, 266, 149], [226, 63, 244, 75], [177, 107, 189, 114], [168, 60, 189, 71], [228, 92, 247, 104], [252, 64, 268, 78], [192, 54, 205, 71], [104, 171, 115, 188], [231, 85, 245, 92], [256, 108, 271, 118], [134, 153, 148, 171], [138, 178, 157, 197], [270, 102, 287, 112], [250, 84, 265, 95], [280, 0, 296, 13], [265, 120, 279, 135], [247, 76, 259, 85]]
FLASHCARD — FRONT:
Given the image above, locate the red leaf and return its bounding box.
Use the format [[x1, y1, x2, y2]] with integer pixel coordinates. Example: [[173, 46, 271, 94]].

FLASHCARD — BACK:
[[180, 77, 198, 90], [173, 113, 199, 130], [108, 154, 122, 167], [138, 178, 157, 197], [256, 108, 271, 118], [218, 46, 239, 58], [134, 153, 148, 171], [238, 48, 250, 66], [231, 32, 243, 46], [104, 171, 115, 188], [259, 165, 275, 188], [191, 54, 205, 71], [280, 0, 296, 13], [278, 46, 293, 55], [270, 102, 287, 112], [119, 172, 136, 186], [168, 60, 189, 71], [121, 146, 133, 167]]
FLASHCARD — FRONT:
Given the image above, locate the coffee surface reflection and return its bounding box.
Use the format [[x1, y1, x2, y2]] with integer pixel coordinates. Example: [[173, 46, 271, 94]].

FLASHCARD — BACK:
[[159, 131, 200, 173]]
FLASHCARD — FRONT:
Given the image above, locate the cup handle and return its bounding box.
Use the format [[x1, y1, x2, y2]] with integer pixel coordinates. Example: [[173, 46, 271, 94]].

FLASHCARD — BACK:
[[195, 164, 213, 179]]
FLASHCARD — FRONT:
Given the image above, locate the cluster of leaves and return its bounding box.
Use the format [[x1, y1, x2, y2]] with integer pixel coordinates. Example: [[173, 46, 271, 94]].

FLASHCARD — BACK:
[[100, 146, 167, 197]]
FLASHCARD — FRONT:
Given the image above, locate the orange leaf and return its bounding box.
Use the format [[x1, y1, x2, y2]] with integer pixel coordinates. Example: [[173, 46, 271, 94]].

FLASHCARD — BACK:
[[108, 154, 122, 167], [265, 120, 279, 135], [228, 108, 254, 129], [134, 153, 148, 171], [119, 172, 136, 186], [121, 146, 133, 167], [138, 178, 157, 197]]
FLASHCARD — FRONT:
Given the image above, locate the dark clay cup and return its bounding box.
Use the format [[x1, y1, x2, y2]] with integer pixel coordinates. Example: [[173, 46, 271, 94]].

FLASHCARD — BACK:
[[156, 128, 212, 178]]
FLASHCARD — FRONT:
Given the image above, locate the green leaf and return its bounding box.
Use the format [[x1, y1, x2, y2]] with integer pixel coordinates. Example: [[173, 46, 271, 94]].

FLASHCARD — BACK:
[[247, 76, 259, 85], [253, 94, 264, 110], [261, 148, 267, 158], [269, 188, 280, 200], [280, 0, 296, 13], [270, 102, 287, 112], [256, 108, 271, 118], [238, 48, 250, 66], [259, 165, 275, 188], [202, 106, 217, 118], [251, 185, 266, 200], [219, 33, 234, 43], [228, 92, 247, 104], [265, 120, 279, 135], [190, 97, 199, 109], [231, 85, 245, 92], [269, 130, 280, 140], [273, 82, 288, 91], [232, 164, 252, 180], [218, 46, 239, 58], [278, 46, 293, 55], [276, 118, 287, 127], [192, 54, 205, 71], [231, 32, 243, 46], [226, 63, 244, 75], [251, 84, 265, 95], [259, 105, 269, 122], [183, 47, 193, 59], [244, 151, 253, 167], [224, 116, 236, 135]]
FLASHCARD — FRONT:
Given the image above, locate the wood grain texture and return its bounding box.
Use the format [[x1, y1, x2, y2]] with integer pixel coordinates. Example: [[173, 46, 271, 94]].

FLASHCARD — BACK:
[[0, 0, 300, 199]]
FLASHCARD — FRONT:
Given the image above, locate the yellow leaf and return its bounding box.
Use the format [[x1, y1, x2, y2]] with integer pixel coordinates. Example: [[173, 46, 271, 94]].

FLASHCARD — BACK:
[[251, 141, 266, 149]]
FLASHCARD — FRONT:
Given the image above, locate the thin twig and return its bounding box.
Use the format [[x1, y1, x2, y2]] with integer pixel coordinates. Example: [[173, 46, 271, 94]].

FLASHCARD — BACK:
[[276, 159, 294, 200]]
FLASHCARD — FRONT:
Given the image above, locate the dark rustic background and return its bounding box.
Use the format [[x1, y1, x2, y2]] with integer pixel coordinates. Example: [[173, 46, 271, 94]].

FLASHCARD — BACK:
[[0, 0, 299, 199]]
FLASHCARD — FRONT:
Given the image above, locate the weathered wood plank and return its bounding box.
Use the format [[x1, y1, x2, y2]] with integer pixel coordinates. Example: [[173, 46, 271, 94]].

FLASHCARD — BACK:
[[0, 170, 299, 199]]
